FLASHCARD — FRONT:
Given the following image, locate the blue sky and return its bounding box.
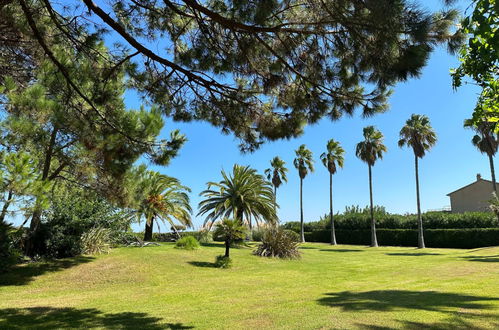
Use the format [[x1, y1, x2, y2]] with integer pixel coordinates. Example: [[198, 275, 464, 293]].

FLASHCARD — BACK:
[[121, 1, 486, 232]]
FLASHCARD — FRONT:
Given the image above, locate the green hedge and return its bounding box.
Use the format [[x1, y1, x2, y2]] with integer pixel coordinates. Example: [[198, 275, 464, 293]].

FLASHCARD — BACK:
[[304, 229, 499, 249]]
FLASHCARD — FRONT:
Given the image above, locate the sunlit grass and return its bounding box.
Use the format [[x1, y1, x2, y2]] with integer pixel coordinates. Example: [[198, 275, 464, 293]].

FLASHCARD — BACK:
[[1, 243, 498, 329]]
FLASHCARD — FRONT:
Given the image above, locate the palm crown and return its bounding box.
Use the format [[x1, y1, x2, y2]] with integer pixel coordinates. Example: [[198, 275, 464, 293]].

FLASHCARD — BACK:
[[320, 139, 345, 174], [398, 114, 437, 157], [294, 144, 314, 179], [356, 126, 387, 166], [264, 156, 288, 189], [198, 164, 276, 228], [464, 119, 498, 157]]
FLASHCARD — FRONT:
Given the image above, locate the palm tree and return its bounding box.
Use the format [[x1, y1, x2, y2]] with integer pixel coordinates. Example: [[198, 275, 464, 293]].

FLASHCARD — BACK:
[[198, 164, 276, 230], [213, 218, 247, 257], [134, 170, 192, 241], [320, 139, 345, 245], [464, 119, 498, 192], [356, 126, 387, 247], [264, 156, 288, 217], [294, 144, 314, 243], [398, 114, 437, 249]]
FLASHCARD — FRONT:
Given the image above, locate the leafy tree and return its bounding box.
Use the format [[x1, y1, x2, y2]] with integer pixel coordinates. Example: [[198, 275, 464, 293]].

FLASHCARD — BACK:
[[294, 144, 314, 242], [2, 0, 462, 151], [213, 218, 247, 258], [198, 164, 276, 230], [264, 156, 288, 216], [356, 126, 387, 247], [398, 114, 437, 248], [464, 119, 499, 192], [452, 0, 498, 125], [320, 139, 345, 245], [131, 168, 192, 241]]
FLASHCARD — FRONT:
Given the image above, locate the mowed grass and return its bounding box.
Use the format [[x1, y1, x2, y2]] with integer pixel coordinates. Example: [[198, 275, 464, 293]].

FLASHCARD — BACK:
[[1, 243, 498, 329]]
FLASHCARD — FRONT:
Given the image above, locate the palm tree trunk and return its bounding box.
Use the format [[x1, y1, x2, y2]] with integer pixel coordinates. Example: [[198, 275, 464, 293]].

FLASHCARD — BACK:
[[300, 177, 305, 243], [144, 217, 154, 241], [368, 165, 378, 247], [489, 154, 497, 192], [330, 173, 337, 245], [415, 155, 425, 248], [225, 240, 230, 257], [274, 185, 277, 216], [0, 190, 13, 224]]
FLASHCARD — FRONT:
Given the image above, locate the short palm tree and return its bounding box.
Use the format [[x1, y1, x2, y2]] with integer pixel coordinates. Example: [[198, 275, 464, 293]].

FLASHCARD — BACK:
[[464, 119, 498, 192], [134, 171, 192, 241], [294, 144, 314, 243], [399, 114, 437, 249], [356, 126, 387, 247], [320, 139, 345, 245], [213, 218, 247, 257], [264, 156, 288, 217], [198, 164, 276, 230]]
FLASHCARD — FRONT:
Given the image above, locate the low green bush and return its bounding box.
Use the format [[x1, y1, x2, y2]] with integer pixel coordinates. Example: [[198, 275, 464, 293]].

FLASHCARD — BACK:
[[254, 228, 301, 259], [304, 228, 499, 248], [214, 255, 232, 268], [175, 236, 200, 250], [251, 228, 265, 242], [0, 221, 20, 273], [194, 229, 213, 243]]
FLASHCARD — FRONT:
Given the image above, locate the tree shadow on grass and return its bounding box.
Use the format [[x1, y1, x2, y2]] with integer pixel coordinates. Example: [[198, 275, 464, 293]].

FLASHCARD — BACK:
[[317, 290, 499, 313], [298, 246, 320, 250], [0, 307, 193, 329], [0, 256, 95, 286], [385, 253, 441, 256], [187, 261, 218, 268], [319, 249, 364, 253], [459, 255, 499, 263]]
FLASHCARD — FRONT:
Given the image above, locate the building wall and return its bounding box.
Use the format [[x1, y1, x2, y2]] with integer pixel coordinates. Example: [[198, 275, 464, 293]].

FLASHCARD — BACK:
[[449, 180, 494, 213]]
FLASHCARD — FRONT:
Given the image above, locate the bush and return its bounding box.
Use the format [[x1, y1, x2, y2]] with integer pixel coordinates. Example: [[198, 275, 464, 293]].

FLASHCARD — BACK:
[[303, 228, 499, 249], [81, 227, 110, 255], [251, 228, 265, 242], [0, 221, 20, 272], [194, 229, 212, 243], [254, 228, 301, 259], [214, 255, 232, 268], [175, 236, 200, 250]]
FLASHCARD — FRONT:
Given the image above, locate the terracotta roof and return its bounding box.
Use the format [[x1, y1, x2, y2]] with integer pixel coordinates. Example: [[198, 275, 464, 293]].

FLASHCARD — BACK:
[[446, 178, 493, 196]]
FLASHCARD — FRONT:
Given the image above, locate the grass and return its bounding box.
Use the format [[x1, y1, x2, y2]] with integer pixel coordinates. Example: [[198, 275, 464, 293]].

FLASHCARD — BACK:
[[1, 243, 498, 329]]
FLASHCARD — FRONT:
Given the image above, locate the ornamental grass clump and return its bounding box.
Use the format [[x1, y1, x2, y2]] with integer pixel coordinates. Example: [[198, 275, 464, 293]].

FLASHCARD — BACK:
[[81, 227, 110, 255], [175, 235, 200, 250], [254, 227, 301, 259]]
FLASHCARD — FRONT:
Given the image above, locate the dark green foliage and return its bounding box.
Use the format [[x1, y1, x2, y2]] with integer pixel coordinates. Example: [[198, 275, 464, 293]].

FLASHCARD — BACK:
[[254, 228, 300, 259], [0, 221, 20, 272], [175, 236, 200, 250], [35, 189, 132, 258], [214, 255, 232, 269], [304, 229, 499, 249], [251, 228, 265, 242], [213, 219, 247, 257]]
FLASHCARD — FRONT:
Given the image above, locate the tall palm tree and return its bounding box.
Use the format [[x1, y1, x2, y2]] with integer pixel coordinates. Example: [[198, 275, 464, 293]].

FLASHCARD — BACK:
[[264, 156, 288, 217], [320, 139, 345, 245], [198, 164, 276, 230], [464, 119, 498, 192], [356, 126, 387, 247], [294, 144, 314, 243], [398, 114, 437, 249], [134, 170, 192, 241]]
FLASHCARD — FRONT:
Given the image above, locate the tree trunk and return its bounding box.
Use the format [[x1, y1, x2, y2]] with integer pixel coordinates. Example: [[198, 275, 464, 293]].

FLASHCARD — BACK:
[[489, 154, 497, 192], [300, 177, 305, 243], [415, 155, 425, 248], [0, 190, 13, 224], [369, 165, 378, 247], [144, 217, 154, 241], [274, 185, 278, 218], [25, 126, 58, 256], [225, 240, 230, 257], [330, 173, 337, 245]]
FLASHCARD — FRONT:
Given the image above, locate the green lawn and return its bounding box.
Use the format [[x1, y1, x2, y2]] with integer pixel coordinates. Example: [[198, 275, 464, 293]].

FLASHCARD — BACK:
[[1, 243, 498, 329]]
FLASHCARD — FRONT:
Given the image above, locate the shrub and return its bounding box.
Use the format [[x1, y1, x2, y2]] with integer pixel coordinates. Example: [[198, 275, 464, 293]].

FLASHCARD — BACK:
[[0, 221, 20, 272], [175, 236, 200, 250], [214, 255, 232, 268], [251, 228, 265, 242], [303, 228, 499, 249], [213, 219, 246, 257], [81, 227, 111, 255], [254, 228, 301, 259]]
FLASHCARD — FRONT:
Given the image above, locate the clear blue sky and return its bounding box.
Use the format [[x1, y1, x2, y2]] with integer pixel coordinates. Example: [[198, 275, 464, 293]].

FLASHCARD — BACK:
[[121, 1, 486, 231]]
